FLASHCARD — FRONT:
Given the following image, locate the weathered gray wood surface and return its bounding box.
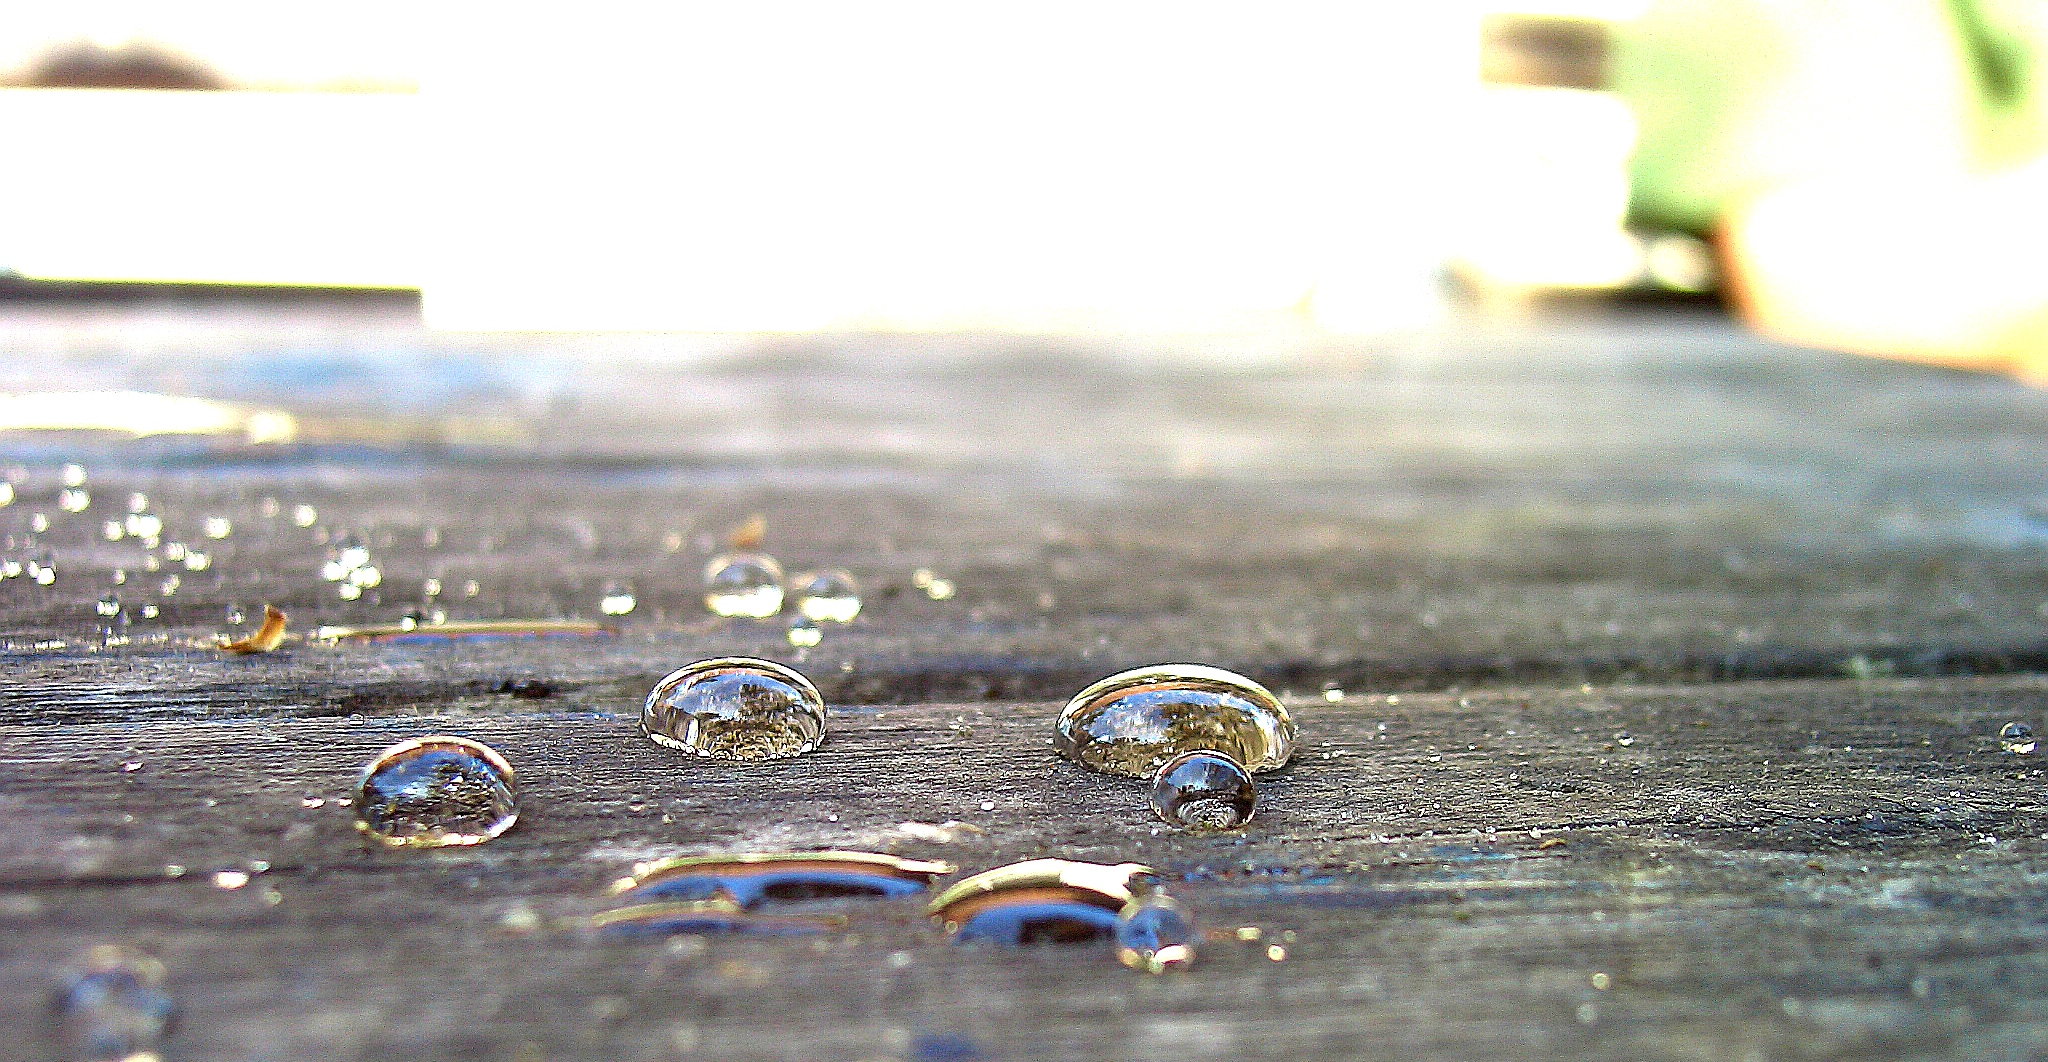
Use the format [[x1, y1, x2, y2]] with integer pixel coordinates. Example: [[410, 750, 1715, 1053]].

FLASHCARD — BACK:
[[3, 306, 2047, 1060]]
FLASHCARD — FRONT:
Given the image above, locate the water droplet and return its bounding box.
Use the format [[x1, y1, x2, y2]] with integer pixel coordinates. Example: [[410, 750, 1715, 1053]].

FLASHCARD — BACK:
[[0, 481, 11, 507], [58, 488, 90, 513], [159, 575, 179, 597], [225, 607, 244, 625], [140, 605, 159, 619], [615, 851, 952, 907], [1054, 664, 1298, 778], [202, 517, 232, 539], [182, 550, 211, 572], [786, 616, 822, 647], [1116, 896, 1198, 972], [704, 553, 785, 618], [354, 736, 518, 848], [1150, 751, 1256, 831], [1322, 686, 1344, 702], [161, 542, 187, 562], [924, 577, 956, 601], [642, 657, 826, 760], [462, 580, 480, 598], [337, 583, 362, 601], [2000, 721, 2037, 755], [1266, 944, 1288, 962], [61, 464, 86, 487], [212, 870, 250, 889], [422, 578, 443, 598], [1615, 730, 1635, 747], [120, 760, 142, 773], [929, 859, 1159, 947], [301, 796, 325, 809], [598, 583, 637, 616], [346, 564, 379, 588], [123, 513, 161, 539], [291, 504, 318, 527], [94, 595, 121, 619], [792, 569, 861, 622], [52, 946, 174, 1062], [31, 512, 50, 534], [101, 521, 124, 542], [34, 563, 56, 586]]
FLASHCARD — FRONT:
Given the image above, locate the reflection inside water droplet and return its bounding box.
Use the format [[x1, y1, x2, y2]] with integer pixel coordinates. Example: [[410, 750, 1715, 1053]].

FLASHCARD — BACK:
[[930, 859, 1161, 948], [354, 736, 518, 848], [704, 553, 784, 618], [1150, 751, 1256, 831], [792, 569, 861, 623], [616, 851, 952, 908], [1054, 664, 1298, 778], [2000, 721, 2037, 755], [587, 899, 843, 937], [642, 657, 826, 760], [53, 945, 174, 1062], [1116, 896, 1198, 972]]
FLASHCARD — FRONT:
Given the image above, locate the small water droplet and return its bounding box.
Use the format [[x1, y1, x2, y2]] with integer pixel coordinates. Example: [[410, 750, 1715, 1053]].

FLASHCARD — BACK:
[[462, 580, 480, 598], [301, 796, 325, 809], [346, 564, 379, 588], [1266, 944, 1288, 962], [52, 945, 174, 1062], [1115, 896, 1198, 972], [182, 550, 211, 572], [58, 488, 90, 513], [31, 512, 50, 534], [422, 577, 443, 598], [354, 736, 518, 848], [61, 464, 86, 487], [226, 607, 245, 625], [1615, 731, 1635, 747], [119, 760, 142, 773], [34, 563, 56, 586], [1322, 686, 1344, 702], [642, 658, 826, 760], [158, 575, 179, 597], [792, 569, 861, 622], [1055, 664, 1298, 778], [140, 604, 158, 619], [2000, 721, 2037, 755], [924, 577, 956, 601], [786, 616, 822, 647], [202, 517, 232, 539], [101, 521, 124, 542], [704, 553, 785, 618], [95, 595, 122, 618], [979, 800, 996, 812], [213, 870, 250, 889], [337, 583, 362, 600], [1150, 751, 1256, 831], [123, 513, 161, 539], [0, 481, 11, 507], [291, 504, 318, 527], [599, 583, 637, 616]]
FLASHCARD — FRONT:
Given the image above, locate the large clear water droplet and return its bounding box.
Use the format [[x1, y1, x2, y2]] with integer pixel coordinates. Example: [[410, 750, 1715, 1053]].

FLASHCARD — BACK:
[[1116, 896, 1199, 972], [792, 569, 861, 622], [929, 859, 1158, 947], [642, 657, 825, 760], [704, 553, 785, 618], [53, 945, 175, 1062], [615, 851, 952, 907], [354, 736, 518, 848], [1054, 664, 1297, 778], [1150, 751, 1256, 830], [2000, 721, 2037, 754]]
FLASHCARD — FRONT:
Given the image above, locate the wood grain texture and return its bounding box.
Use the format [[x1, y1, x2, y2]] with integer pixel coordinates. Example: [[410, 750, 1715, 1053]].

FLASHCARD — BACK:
[[4, 310, 2048, 1060]]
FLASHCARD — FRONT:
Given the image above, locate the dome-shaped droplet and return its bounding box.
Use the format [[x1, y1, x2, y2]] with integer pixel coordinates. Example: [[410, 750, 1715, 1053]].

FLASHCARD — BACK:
[[53, 945, 175, 1062], [2000, 721, 2037, 754], [1054, 664, 1297, 778], [642, 657, 825, 760], [929, 859, 1159, 948], [598, 582, 637, 616], [792, 569, 861, 623], [354, 736, 518, 848], [1116, 896, 1199, 972], [786, 616, 822, 647], [1150, 751, 1256, 830], [704, 553, 785, 618]]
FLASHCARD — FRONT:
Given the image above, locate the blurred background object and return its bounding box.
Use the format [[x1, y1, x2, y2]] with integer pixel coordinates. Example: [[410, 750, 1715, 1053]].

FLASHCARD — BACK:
[[1, 1, 2045, 369]]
